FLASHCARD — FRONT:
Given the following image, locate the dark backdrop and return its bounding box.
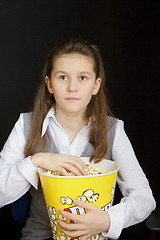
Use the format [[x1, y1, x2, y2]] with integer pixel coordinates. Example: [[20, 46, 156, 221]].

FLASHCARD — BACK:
[[0, 1, 159, 239]]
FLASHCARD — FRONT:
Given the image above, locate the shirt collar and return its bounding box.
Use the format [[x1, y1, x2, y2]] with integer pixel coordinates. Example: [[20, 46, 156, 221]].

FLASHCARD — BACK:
[[41, 107, 56, 137], [41, 106, 92, 137]]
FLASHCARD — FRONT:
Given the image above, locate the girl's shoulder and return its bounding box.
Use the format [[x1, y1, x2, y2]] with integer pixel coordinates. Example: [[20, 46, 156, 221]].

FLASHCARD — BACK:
[[107, 115, 123, 129], [21, 111, 33, 126], [106, 116, 124, 152], [22, 111, 32, 119], [107, 115, 124, 138], [20, 112, 33, 139]]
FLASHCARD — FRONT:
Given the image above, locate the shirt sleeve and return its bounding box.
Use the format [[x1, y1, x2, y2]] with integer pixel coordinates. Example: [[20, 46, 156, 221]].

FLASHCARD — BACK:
[[104, 120, 156, 239], [0, 113, 39, 208]]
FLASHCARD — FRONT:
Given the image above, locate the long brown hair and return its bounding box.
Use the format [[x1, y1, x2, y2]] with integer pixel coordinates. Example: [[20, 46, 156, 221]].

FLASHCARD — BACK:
[[24, 40, 112, 163]]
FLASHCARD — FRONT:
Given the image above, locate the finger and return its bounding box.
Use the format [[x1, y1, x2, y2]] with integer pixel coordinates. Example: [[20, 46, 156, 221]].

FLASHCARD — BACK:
[[74, 156, 87, 169], [57, 219, 82, 231], [56, 166, 68, 176], [59, 227, 87, 239], [63, 163, 85, 176], [74, 199, 95, 211], [73, 161, 87, 176], [64, 155, 87, 175], [58, 209, 80, 222]]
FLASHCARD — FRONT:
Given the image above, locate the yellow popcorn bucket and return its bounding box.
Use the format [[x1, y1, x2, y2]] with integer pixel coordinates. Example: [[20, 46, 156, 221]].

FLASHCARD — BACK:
[[38, 157, 119, 240]]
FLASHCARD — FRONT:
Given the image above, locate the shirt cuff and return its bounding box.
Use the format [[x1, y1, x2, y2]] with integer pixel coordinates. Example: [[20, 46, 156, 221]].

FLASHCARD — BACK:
[[102, 203, 124, 239], [18, 156, 39, 189]]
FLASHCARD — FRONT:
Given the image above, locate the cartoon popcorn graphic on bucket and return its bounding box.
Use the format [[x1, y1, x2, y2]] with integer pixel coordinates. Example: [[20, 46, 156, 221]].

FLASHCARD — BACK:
[[38, 158, 118, 240]]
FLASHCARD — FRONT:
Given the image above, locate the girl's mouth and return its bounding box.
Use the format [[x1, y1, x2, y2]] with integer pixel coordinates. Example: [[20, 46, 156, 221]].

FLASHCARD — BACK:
[[65, 98, 80, 101]]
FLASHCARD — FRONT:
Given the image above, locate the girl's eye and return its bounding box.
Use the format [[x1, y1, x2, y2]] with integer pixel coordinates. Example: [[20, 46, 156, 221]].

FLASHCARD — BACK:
[[79, 76, 87, 81], [60, 75, 68, 80]]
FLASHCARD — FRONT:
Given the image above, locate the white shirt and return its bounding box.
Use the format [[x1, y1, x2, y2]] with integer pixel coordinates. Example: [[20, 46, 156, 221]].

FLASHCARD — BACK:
[[41, 108, 90, 156], [0, 108, 156, 239]]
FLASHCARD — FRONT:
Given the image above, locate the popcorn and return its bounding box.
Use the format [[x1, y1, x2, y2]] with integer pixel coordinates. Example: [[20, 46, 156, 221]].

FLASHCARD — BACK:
[[83, 189, 99, 203], [84, 164, 106, 175], [60, 197, 73, 205], [44, 164, 107, 176]]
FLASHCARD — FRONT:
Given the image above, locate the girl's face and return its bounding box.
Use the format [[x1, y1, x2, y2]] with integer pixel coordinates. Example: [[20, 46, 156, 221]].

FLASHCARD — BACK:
[[45, 53, 101, 117]]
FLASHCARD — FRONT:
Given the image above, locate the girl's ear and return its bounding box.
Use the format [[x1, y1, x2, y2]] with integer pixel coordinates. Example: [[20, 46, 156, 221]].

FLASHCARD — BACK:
[[92, 78, 101, 95], [45, 76, 54, 94]]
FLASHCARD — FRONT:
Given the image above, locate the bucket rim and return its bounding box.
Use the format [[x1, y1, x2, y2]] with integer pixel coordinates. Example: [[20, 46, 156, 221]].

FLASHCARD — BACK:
[[37, 159, 119, 179]]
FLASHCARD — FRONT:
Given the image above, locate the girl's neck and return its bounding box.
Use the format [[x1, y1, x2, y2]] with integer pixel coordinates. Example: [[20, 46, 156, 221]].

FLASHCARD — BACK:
[[55, 110, 88, 130], [54, 109, 88, 144]]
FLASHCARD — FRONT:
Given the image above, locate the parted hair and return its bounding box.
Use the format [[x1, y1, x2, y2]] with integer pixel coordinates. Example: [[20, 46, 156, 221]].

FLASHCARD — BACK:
[[24, 40, 112, 163]]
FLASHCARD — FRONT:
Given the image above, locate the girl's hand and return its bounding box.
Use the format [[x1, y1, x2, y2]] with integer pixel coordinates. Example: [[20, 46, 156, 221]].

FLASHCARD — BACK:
[[57, 199, 110, 240], [31, 153, 86, 176]]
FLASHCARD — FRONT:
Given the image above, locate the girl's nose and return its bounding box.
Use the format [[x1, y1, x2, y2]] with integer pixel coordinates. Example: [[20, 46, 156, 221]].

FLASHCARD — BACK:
[[67, 78, 78, 92]]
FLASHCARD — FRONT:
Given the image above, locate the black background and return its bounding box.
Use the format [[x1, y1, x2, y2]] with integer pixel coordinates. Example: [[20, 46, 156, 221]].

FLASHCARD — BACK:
[[0, 1, 159, 239]]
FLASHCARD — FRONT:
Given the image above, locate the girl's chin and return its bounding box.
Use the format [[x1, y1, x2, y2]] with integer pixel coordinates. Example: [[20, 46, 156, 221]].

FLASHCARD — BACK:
[[58, 107, 87, 115]]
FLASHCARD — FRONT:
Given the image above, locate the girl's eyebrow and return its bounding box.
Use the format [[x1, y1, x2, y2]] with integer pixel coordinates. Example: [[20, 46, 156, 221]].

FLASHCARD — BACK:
[[79, 71, 92, 76], [55, 71, 92, 76], [55, 71, 68, 75]]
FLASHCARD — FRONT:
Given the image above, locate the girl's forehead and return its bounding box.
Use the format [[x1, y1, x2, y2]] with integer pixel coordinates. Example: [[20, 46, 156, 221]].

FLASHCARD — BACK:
[[52, 53, 95, 72]]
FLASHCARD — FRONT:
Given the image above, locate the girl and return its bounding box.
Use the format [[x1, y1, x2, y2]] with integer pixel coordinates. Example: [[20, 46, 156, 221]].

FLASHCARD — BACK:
[[0, 40, 156, 240]]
